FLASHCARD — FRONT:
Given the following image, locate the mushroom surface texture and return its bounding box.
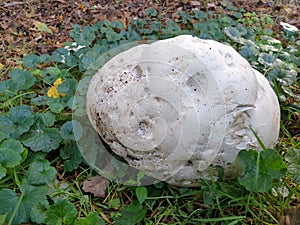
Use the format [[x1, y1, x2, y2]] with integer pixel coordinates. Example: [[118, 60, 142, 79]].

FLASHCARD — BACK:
[[86, 35, 280, 187]]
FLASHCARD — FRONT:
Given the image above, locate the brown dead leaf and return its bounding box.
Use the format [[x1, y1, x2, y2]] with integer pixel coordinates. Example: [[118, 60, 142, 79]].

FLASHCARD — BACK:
[[82, 175, 109, 198], [207, 3, 216, 9], [191, 1, 201, 6]]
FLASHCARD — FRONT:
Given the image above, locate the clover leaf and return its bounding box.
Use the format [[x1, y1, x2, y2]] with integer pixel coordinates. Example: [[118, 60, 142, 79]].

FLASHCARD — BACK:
[[224, 26, 245, 43], [75, 212, 105, 225], [285, 148, 300, 184], [21, 127, 61, 152], [45, 198, 77, 225], [0, 105, 34, 139], [0, 182, 49, 225], [26, 159, 56, 185], [114, 200, 147, 225], [22, 54, 41, 68], [0, 69, 36, 95], [21, 112, 62, 152], [30, 201, 49, 224], [238, 149, 287, 192], [0, 139, 25, 179], [60, 120, 82, 141], [60, 141, 83, 172]]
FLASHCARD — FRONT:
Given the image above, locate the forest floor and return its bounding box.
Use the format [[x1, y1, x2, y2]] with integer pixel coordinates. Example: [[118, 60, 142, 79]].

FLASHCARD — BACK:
[[0, 0, 300, 72]]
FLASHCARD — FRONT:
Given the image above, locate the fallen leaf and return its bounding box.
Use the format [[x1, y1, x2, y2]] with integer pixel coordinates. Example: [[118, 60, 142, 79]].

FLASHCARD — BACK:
[[82, 175, 109, 198], [191, 1, 201, 6], [34, 21, 52, 33], [207, 3, 216, 8]]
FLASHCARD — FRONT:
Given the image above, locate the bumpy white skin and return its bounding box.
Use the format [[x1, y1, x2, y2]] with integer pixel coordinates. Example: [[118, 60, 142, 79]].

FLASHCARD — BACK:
[[86, 35, 280, 187]]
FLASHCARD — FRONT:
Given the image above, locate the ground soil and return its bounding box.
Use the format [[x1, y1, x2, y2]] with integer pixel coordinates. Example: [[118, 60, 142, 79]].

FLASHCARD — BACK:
[[0, 0, 299, 71]]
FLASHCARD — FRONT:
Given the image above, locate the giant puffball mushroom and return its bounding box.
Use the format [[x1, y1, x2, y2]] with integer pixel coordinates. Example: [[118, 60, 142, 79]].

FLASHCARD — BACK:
[[86, 35, 280, 187]]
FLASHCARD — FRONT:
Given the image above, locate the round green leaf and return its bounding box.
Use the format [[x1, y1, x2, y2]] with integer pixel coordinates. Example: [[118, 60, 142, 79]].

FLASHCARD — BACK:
[[22, 54, 41, 68], [224, 27, 244, 43], [45, 198, 77, 225], [27, 159, 56, 185], [21, 127, 62, 152]]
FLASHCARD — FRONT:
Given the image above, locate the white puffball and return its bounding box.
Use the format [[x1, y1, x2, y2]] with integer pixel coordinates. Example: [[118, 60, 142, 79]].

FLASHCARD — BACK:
[[86, 35, 280, 187]]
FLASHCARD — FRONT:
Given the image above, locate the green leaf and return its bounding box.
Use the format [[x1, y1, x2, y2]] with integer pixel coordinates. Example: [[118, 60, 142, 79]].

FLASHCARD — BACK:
[[260, 149, 287, 179], [60, 141, 83, 172], [150, 21, 163, 32], [0, 183, 49, 225], [8, 69, 37, 91], [285, 148, 300, 184], [75, 212, 105, 225], [36, 112, 56, 127], [52, 48, 69, 63], [0, 139, 24, 179], [60, 121, 75, 140], [48, 102, 65, 113], [224, 27, 244, 43], [41, 54, 52, 63], [238, 149, 286, 192], [21, 112, 62, 152], [30, 201, 49, 224], [194, 10, 207, 20], [258, 53, 279, 67], [0, 132, 5, 142], [23, 54, 41, 68], [110, 21, 124, 29], [18, 183, 49, 225], [35, 22, 52, 33], [114, 200, 147, 225], [60, 120, 82, 141], [0, 189, 19, 224], [27, 159, 56, 185], [136, 186, 148, 204], [43, 67, 62, 84], [56, 78, 77, 98], [0, 167, 6, 180], [80, 51, 99, 70], [1, 139, 24, 155], [21, 127, 61, 152], [145, 8, 158, 17], [0, 105, 34, 139], [109, 198, 121, 209], [178, 11, 192, 24], [65, 54, 78, 67], [45, 198, 77, 225], [0, 143, 22, 167], [0, 214, 6, 224]]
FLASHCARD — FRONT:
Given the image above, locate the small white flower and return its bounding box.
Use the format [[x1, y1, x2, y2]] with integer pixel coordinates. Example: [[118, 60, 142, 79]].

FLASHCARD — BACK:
[[280, 22, 299, 33], [65, 42, 86, 52]]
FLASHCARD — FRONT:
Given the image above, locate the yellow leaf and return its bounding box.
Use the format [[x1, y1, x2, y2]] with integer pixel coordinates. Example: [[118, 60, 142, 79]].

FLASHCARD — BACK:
[[0, 63, 3, 70], [34, 21, 52, 33]]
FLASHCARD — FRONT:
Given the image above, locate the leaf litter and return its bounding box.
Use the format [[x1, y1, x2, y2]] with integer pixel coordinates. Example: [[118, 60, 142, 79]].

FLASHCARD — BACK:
[[82, 175, 109, 198], [0, 0, 299, 70]]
